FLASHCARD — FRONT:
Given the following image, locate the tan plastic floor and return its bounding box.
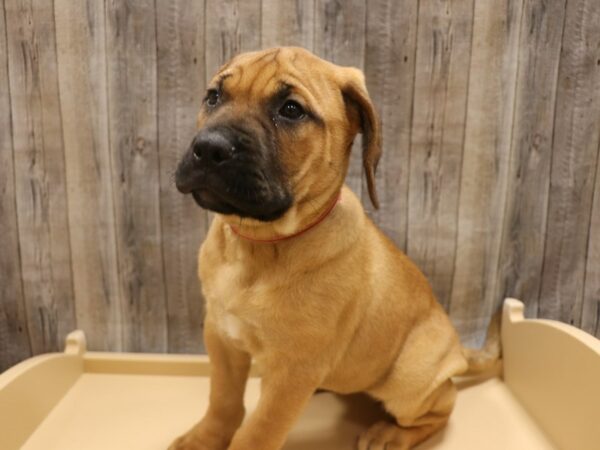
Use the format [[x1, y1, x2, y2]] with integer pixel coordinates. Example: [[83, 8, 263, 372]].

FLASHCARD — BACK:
[[4, 298, 600, 450], [21, 373, 554, 450]]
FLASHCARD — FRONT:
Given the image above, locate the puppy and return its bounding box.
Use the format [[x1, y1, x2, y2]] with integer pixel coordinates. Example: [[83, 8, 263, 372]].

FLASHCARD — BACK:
[[172, 47, 499, 450]]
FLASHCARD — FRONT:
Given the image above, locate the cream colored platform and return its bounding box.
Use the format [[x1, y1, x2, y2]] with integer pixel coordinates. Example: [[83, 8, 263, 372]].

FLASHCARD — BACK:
[[1, 299, 599, 450]]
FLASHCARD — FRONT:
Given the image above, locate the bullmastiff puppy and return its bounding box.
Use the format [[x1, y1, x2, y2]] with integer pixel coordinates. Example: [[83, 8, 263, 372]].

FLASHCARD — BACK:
[[172, 47, 499, 450]]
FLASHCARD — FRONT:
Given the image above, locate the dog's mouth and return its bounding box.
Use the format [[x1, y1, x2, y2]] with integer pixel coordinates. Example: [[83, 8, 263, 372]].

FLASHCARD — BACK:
[[190, 183, 292, 222], [176, 125, 294, 222]]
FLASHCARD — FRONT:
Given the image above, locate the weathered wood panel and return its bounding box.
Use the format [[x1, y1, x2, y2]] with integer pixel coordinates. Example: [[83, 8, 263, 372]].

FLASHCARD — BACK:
[[0, 0, 32, 368], [449, 0, 523, 345], [539, 0, 600, 326], [204, 0, 262, 78], [314, 0, 366, 199], [4, 0, 76, 355], [54, 0, 122, 351], [105, 0, 168, 352], [364, 0, 417, 249], [156, 0, 207, 353], [2, 0, 600, 370], [261, 0, 315, 49], [406, 0, 474, 309], [496, 0, 567, 319], [583, 155, 600, 338]]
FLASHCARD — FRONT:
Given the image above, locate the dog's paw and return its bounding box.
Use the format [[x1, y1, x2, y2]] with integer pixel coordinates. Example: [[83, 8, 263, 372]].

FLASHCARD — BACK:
[[167, 433, 226, 450], [167, 434, 202, 450], [167, 423, 230, 450], [357, 421, 406, 450]]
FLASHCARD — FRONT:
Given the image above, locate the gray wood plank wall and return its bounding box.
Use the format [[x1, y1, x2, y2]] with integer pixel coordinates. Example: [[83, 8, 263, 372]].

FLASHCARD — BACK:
[[1, 0, 599, 370]]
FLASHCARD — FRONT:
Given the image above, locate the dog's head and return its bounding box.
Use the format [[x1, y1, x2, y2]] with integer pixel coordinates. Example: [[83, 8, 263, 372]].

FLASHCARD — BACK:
[[175, 47, 381, 224]]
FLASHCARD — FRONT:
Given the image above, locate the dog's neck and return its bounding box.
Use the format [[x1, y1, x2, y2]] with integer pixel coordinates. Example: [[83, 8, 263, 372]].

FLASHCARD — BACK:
[[227, 190, 342, 243]]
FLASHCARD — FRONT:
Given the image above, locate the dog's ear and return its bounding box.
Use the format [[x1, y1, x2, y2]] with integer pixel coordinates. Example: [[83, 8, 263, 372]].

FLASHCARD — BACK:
[[340, 68, 382, 209]]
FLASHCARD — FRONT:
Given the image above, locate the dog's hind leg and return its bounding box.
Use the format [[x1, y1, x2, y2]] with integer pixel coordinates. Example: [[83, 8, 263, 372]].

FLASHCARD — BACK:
[[358, 379, 457, 450]]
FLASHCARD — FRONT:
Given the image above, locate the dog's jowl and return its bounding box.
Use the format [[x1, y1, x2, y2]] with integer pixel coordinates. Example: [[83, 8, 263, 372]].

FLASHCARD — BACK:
[[171, 47, 499, 450]]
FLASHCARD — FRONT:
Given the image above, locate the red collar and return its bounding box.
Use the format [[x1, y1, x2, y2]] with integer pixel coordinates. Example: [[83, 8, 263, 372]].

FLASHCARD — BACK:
[[229, 192, 342, 244]]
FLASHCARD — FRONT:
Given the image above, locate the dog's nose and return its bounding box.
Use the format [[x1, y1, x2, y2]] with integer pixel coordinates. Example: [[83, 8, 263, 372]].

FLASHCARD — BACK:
[[192, 132, 234, 166]]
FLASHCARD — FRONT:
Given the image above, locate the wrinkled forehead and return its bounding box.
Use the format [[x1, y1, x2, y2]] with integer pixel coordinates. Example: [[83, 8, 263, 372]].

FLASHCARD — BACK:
[[209, 48, 342, 107]]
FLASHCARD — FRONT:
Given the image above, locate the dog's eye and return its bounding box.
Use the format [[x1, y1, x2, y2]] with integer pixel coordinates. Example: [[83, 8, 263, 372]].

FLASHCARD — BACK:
[[205, 89, 220, 107], [278, 100, 305, 120]]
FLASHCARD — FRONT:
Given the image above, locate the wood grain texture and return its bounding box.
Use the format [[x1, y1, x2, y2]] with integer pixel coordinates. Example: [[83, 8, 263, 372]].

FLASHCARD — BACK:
[[204, 0, 262, 79], [406, 0, 474, 309], [539, 0, 600, 326], [496, 0, 567, 319], [105, 0, 168, 352], [0, 0, 31, 372], [583, 151, 600, 338], [261, 0, 315, 49], [314, 0, 366, 199], [2, 1, 600, 367], [449, 0, 523, 345], [4, 0, 76, 355], [54, 0, 122, 351], [364, 0, 417, 249], [156, 0, 207, 353]]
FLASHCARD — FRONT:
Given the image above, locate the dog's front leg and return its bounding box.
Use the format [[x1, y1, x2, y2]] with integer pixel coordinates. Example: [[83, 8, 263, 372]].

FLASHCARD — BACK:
[[169, 320, 251, 450], [227, 365, 321, 450]]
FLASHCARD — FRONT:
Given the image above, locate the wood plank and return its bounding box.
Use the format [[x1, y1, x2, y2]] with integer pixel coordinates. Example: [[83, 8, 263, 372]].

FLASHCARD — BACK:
[[54, 0, 122, 351], [496, 0, 567, 319], [363, 0, 418, 250], [261, 0, 315, 49], [449, 0, 523, 345], [314, 0, 366, 200], [105, 0, 168, 352], [4, 0, 76, 355], [204, 0, 262, 78], [406, 0, 474, 309], [539, 0, 600, 326], [156, 0, 207, 354], [0, 0, 31, 371], [583, 151, 600, 338]]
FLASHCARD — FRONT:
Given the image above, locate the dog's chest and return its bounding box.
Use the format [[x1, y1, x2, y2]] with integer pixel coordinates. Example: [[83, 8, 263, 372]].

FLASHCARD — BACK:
[[220, 312, 244, 340], [203, 259, 272, 350]]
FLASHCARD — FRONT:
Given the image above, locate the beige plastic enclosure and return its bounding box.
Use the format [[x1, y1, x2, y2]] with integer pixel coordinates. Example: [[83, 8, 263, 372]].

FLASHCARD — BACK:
[[1, 299, 599, 450]]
